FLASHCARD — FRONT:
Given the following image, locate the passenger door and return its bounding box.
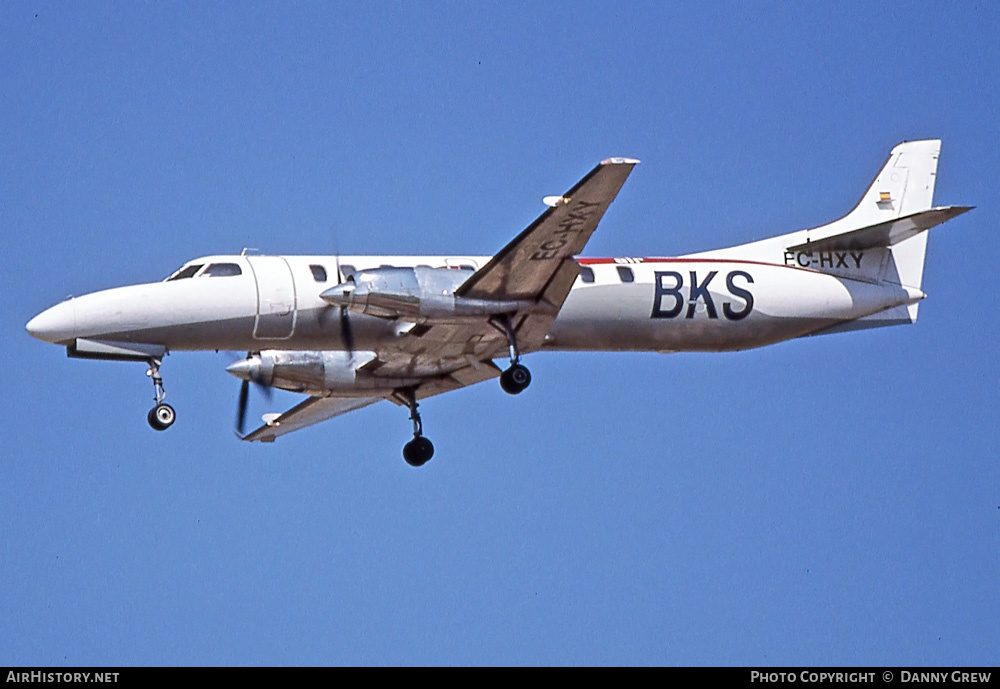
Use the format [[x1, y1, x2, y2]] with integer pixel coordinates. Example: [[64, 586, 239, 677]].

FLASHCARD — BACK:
[[247, 256, 296, 339]]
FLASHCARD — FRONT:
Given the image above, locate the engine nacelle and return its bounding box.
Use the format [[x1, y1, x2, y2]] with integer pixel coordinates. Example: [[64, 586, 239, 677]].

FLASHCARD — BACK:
[[320, 266, 537, 321], [225, 350, 420, 395]]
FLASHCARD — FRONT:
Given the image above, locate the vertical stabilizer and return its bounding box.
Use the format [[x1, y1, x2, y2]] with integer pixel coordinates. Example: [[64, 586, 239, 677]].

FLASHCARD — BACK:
[[837, 139, 940, 230], [690, 139, 947, 264], [690, 139, 967, 333]]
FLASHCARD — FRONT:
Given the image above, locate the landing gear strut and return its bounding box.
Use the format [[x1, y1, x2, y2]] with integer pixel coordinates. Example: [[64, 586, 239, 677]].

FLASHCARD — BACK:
[[146, 358, 175, 431], [495, 314, 531, 395], [398, 388, 434, 467]]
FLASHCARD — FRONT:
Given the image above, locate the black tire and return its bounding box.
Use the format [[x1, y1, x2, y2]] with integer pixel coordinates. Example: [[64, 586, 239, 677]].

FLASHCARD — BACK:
[[147, 404, 176, 431], [500, 363, 531, 395], [403, 436, 434, 467]]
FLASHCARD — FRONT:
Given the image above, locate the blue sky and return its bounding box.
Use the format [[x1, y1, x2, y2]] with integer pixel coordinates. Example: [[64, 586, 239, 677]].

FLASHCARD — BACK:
[[2, 1, 998, 666]]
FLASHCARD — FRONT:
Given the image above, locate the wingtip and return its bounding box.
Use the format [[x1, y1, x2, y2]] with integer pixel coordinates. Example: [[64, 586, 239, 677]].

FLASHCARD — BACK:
[[601, 157, 640, 165]]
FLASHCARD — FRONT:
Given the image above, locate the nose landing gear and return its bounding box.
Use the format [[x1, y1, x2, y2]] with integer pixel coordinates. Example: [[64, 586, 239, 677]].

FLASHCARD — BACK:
[[146, 358, 175, 431]]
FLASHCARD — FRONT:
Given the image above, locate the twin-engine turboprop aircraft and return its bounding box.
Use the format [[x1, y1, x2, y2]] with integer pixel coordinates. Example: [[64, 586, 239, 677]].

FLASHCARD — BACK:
[[26, 140, 970, 466]]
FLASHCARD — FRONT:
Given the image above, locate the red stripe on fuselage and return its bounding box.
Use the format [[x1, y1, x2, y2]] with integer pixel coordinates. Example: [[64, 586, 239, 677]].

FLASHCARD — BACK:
[[577, 257, 823, 275]]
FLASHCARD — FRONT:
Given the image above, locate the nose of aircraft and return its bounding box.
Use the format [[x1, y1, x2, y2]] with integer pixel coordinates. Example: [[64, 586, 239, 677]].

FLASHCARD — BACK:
[[26, 300, 77, 344]]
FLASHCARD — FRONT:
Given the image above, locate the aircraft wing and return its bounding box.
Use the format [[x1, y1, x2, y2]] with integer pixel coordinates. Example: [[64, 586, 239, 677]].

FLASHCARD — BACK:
[[457, 157, 638, 304], [242, 159, 637, 441], [241, 395, 386, 443], [369, 158, 638, 378], [240, 362, 502, 443]]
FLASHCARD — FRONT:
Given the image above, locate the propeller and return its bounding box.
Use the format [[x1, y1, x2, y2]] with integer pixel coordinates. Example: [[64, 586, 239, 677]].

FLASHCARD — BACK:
[[334, 254, 356, 355], [228, 353, 273, 437], [237, 379, 251, 436], [339, 299, 355, 353]]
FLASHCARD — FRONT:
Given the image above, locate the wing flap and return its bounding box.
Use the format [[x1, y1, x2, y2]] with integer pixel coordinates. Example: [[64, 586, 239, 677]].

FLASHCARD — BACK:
[[389, 360, 503, 404], [538, 256, 586, 312]]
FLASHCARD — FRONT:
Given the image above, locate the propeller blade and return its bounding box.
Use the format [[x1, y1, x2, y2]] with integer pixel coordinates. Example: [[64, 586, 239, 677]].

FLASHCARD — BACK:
[[242, 354, 272, 400], [332, 250, 354, 354], [256, 381, 273, 402], [230, 352, 273, 437], [340, 305, 355, 353], [236, 379, 250, 436]]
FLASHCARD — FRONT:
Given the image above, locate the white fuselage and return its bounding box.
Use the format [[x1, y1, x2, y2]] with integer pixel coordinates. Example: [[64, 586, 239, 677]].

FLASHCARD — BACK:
[[26, 252, 924, 356]]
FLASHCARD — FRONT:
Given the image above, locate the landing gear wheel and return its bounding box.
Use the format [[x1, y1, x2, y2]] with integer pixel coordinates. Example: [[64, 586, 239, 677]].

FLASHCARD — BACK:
[[147, 403, 176, 431], [403, 436, 434, 467], [500, 363, 531, 395]]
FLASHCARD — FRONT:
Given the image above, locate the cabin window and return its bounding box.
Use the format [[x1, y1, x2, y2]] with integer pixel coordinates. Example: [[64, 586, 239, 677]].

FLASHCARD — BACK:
[[202, 263, 243, 277], [166, 264, 203, 281], [339, 264, 356, 280], [310, 265, 328, 282], [580, 267, 595, 283], [616, 266, 634, 283]]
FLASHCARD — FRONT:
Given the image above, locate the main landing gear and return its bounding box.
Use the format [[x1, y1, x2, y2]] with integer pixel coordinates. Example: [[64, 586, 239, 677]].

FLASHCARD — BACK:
[[398, 388, 434, 467], [145, 358, 176, 431], [495, 314, 531, 395], [500, 362, 531, 395]]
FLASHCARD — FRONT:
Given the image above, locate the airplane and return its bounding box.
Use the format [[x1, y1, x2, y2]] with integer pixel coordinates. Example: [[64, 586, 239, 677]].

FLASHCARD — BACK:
[[26, 140, 971, 467]]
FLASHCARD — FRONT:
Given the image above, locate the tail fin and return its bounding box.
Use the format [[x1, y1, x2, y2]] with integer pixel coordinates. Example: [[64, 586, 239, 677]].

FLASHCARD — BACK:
[[694, 139, 951, 276], [800, 140, 969, 331], [825, 140, 940, 291], [838, 139, 941, 227], [784, 139, 960, 291], [694, 139, 971, 330]]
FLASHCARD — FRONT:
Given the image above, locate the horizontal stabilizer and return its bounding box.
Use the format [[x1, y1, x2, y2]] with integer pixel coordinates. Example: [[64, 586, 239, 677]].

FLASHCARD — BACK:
[[787, 206, 972, 253]]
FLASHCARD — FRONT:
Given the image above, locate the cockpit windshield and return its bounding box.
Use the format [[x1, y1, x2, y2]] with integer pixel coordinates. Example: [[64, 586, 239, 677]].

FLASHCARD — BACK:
[[165, 264, 204, 281], [201, 263, 242, 277], [165, 262, 243, 281]]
